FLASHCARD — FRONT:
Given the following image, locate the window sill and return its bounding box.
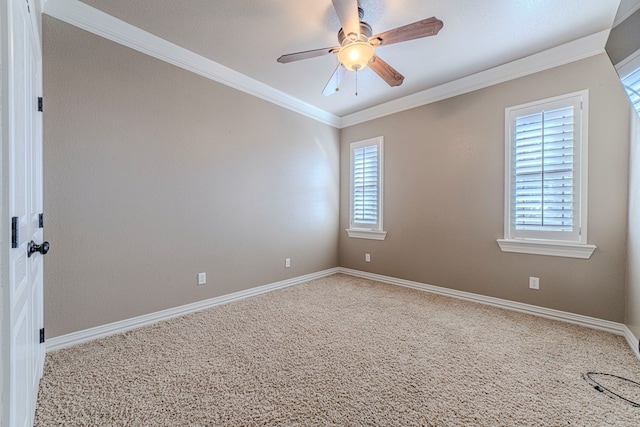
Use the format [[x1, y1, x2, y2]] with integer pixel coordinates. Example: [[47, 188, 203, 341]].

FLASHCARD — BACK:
[[346, 229, 387, 240], [496, 239, 596, 259]]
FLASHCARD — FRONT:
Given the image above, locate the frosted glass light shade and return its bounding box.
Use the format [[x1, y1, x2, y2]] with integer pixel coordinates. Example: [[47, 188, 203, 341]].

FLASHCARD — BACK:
[[338, 42, 375, 71]]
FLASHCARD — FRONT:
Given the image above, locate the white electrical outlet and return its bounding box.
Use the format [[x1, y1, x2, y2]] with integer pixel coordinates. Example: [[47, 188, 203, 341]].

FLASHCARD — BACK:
[[529, 276, 540, 290], [365, 253, 371, 262], [285, 258, 291, 268], [198, 272, 206, 285]]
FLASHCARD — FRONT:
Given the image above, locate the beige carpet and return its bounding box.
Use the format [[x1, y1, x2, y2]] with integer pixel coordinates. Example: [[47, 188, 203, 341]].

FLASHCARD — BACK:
[[35, 274, 640, 426]]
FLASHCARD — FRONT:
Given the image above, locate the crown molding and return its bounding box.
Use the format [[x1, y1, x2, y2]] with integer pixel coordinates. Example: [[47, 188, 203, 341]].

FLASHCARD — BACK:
[[613, 0, 640, 27], [42, 0, 341, 128], [43, 0, 610, 130], [339, 30, 610, 128]]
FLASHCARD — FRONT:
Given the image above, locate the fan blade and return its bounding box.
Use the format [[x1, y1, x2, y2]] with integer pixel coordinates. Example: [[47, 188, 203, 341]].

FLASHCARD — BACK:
[[322, 64, 347, 96], [277, 47, 339, 64], [370, 17, 443, 47], [368, 55, 404, 87], [332, 0, 361, 37]]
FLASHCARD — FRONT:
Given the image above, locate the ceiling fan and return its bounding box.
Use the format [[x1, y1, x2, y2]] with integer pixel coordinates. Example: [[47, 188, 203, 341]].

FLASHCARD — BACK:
[[277, 0, 443, 96]]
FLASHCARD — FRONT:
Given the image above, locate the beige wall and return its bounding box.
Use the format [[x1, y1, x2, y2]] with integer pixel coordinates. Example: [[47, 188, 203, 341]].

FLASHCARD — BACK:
[[43, 17, 340, 337], [627, 111, 640, 340], [340, 54, 630, 322], [43, 13, 634, 337]]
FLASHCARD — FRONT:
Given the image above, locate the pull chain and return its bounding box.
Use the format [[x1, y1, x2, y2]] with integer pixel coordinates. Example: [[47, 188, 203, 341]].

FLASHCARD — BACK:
[[355, 69, 359, 96]]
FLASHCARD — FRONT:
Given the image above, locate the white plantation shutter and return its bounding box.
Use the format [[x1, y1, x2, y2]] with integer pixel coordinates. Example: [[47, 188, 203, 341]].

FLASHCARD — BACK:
[[622, 67, 640, 116], [353, 145, 378, 224], [514, 106, 574, 231], [349, 137, 383, 232], [505, 92, 586, 243]]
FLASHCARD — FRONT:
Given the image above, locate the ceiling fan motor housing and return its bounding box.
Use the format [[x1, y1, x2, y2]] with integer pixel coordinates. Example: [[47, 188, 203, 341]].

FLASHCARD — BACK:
[[338, 21, 373, 45]]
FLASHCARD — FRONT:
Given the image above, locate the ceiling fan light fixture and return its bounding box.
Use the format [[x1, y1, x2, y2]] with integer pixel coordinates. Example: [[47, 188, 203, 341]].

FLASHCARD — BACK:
[[276, 1, 444, 95], [338, 41, 374, 71]]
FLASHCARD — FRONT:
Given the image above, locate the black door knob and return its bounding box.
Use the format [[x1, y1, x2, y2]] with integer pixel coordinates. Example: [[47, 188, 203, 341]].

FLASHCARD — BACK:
[[28, 240, 50, 258]]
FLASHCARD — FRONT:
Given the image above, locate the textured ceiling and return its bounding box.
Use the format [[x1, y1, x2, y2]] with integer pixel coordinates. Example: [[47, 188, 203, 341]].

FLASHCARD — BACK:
[[75, 0, 622, 117]]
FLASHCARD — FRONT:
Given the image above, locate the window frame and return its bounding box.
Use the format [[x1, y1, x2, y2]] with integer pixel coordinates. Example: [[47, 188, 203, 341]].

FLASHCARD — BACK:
[[497, 90, 596, 259], [617, 51, 640, 117], [346, 136, 387, 240]]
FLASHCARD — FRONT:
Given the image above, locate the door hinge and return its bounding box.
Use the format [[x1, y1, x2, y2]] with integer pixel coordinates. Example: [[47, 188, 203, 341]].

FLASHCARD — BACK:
[[37, 97, 43, 112], [39, 328, 45, 344], [11, 217, 18, 248], [39, 213, 44, 228]]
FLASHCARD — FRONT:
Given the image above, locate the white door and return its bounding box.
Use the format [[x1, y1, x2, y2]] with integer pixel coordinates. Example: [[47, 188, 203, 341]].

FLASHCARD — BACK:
[[3, 0, 45, 425]]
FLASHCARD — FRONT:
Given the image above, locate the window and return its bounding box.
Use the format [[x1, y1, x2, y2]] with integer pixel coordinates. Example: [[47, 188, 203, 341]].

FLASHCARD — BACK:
[[621, 66, 640, 116], [616, 49, 640, 118], [497, 90, 596, 259], [346, 137, 386, 240]]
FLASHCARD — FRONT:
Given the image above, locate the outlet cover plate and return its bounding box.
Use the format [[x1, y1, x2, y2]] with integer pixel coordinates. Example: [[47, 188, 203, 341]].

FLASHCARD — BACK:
[[529, 276, 540, 290], [198, 272, 206, 285]]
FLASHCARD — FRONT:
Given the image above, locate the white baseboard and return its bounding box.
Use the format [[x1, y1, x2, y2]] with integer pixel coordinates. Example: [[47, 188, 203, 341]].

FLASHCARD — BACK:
[[46, 268, 340, 352], [338, 268, 629, 338], [623, 325, 640, 362], [46, 266, 640, 363]]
